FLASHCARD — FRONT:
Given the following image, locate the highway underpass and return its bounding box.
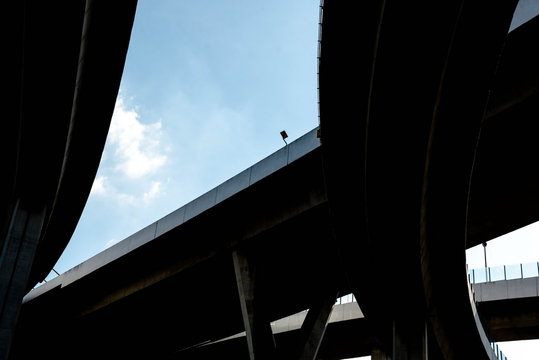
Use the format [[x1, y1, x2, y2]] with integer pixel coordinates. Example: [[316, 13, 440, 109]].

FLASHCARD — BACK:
[[11, 125, 539, 359], [14, 252, 539, 359], [318, 1, 538, 358], [176, 274, 539, 360], [12, 128, 338, 359], [7, 2, 539, 359], [1, 1, 138, 357]]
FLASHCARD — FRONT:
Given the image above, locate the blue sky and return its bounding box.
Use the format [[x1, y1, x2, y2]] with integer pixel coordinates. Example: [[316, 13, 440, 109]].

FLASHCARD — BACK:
[[45, 1, 538, 359], [53, 0, 320, 271]]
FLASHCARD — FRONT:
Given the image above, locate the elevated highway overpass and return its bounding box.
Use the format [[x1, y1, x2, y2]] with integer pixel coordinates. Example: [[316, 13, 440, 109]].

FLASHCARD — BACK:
[[11, 119, 539, 360], [7, 2, 539, 360], [318, 1, 538, 358], [13, 128, 337, 359], [1, 1, 138, 357], [14, 253, 539, 359], [178, 273, 539, 360]]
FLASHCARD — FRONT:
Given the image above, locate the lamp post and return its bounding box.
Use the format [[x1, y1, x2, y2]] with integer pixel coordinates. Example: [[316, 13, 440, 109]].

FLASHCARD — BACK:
[[482, 242, 488, 269], [483, 242, 489, 281], [280, 130, 288, 145]]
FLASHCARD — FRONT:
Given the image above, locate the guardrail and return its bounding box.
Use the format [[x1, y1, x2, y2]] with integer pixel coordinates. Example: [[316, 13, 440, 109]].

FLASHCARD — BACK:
[[337, 261, 533, 360], [468, 262, 539, 284], [467, 261, 539, 359], [335, 292, 508, 359], [491, 342, 508, 360]]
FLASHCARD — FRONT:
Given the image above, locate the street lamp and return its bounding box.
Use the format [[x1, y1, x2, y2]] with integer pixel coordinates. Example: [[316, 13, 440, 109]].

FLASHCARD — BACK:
[[280, 130, 288, 145], [482, 242, 488, 269], [482, 242, 489, 281]]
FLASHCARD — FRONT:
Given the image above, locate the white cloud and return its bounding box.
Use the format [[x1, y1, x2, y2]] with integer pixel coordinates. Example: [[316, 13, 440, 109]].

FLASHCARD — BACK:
[[104, 238, 121, 249], [116, 192, 137, 206], [90, 175, 108, 196], [89, 175, 163, 207], [109, 97, 167, 179], [88, 95, 167, 207], [143, 181, 162, 203]]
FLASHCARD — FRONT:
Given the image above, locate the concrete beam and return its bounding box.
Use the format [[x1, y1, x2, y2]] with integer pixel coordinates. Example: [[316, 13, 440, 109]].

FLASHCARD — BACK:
[[392, 320, 428, 360], [27, 0, 139, 289], [295, 290, 338, 360], [319, 1, 519, 359], [372, 348, 390, 360], [232, 249, 276, 360], [0, 202, 45, 358]]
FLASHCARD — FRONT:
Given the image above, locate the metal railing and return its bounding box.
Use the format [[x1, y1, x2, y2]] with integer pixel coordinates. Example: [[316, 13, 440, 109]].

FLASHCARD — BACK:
[[491, 342, 508, 360], [335, 293, 355, 304], [468, 261, 539, 360], [469, 262, 539, 284], [335, 292, 509, 359]]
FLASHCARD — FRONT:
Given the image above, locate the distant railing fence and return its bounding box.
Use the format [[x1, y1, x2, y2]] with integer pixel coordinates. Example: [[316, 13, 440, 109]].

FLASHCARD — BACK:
[[469, 262, 539, 284]]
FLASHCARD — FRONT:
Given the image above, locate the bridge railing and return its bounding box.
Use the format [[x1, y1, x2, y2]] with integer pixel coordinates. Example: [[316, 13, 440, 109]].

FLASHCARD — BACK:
[[468, 262, 539, 284], [336, 293, 355, 304], [335, 293, 510, 359], [491, 342, 508, 360]]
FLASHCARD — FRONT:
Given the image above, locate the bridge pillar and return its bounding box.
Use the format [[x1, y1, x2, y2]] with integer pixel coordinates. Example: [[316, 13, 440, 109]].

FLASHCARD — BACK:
[[369, 316, 447, 360], [391, 319, 428, 360], [295, 289, 338, 360], [0, 202, 46, 359], [232, 249, 276, 360], [232, 248, 338, 360], [372, 347, 391, 360]]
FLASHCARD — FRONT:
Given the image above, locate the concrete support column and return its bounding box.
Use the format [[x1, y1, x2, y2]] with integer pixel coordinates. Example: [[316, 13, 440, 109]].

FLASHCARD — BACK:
[[391, 319, 428, 360], [372, 347, 391, 360], [296, 289, 338, 360], [232, 249, 276, 360], [0, 202, 46, 359]]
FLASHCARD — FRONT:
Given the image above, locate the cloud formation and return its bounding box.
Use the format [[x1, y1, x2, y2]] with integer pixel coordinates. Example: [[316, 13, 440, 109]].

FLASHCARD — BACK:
[[104, 238, 121, 249], [90, 175, 108, 196], [89, 95, 167, 207], [143, 181, 162, 202], [109, 97, 167, 179]]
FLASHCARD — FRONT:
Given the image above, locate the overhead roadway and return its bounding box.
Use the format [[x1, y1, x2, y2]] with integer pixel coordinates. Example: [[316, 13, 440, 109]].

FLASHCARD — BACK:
[[8, 2, 539, 360], [0, 0, 138, 357], [12, 17, 539, 349], [12, 129, 345, 359], [467, 15, 539, 245], [319, 1, 537, 359], [177, 275, 539, 360]]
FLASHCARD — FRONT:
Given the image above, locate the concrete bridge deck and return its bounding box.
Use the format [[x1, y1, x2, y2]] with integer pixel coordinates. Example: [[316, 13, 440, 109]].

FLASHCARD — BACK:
[[178, 274, 539, 360], [9, 7, 539, 359]]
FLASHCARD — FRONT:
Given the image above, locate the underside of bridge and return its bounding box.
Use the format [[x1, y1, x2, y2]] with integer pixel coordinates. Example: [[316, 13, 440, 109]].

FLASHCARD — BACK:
[[6, 1, 539, 360], [319, 1, 537, 359], [0, 0, 138, 358]]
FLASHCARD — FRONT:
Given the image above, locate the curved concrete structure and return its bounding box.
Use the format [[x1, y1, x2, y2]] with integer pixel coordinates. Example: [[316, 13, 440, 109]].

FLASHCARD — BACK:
[[0, 1, 137, 357], [318, 1, 533, 359], [11, 127, 539, 359], [12, 129, 341, 359], [6, 2, 538, 359], [180, 276, 539, 360], [467, 16, 539, 246]]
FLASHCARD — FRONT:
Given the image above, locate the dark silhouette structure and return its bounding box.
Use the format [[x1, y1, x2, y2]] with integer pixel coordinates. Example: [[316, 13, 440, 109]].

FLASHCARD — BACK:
[[319, 1, 537, 359], [0, 0, 137, 358], [5, 1, 539, 359]]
